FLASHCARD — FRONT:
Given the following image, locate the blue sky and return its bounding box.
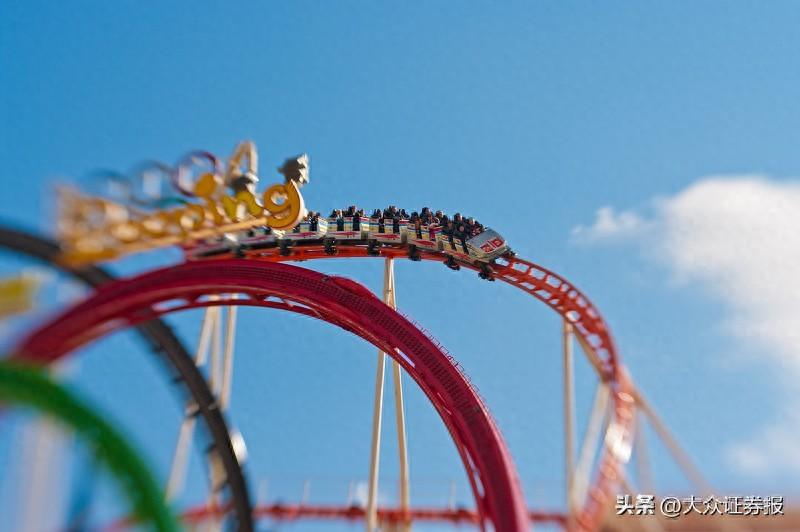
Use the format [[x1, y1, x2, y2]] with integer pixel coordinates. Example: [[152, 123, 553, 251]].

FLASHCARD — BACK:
[[1, 0, 798, 528]]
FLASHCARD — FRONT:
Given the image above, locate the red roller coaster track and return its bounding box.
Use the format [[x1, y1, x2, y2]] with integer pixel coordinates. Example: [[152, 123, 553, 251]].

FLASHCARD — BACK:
[[202, 242, 638, 531], [13, 260, 529, 531]]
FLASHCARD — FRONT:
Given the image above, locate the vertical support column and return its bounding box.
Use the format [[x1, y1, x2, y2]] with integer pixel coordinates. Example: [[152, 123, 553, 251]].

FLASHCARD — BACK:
[[167, 306, 217, 500], [210, 306, 223, 396], [386, 259, 410, 532], [220, 304, 238, 411], [365, 331, 387, 531], [571, 382, 610, 508], [366, 258, 410, 531], [166, 412, 197, 500], [164, 298, 237, 531], [208, 303, 235, 532], [562, 320, 576, 517]]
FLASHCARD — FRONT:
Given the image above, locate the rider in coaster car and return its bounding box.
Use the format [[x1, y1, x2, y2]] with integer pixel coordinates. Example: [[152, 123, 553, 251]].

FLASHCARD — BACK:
[[349, 206, 362, 230], [330, 209, 344, 230], [463, 217, 474, 234], [410, 211, 426, 238], [451, 213, 464, 236], [307, 211, 320, 231], [387, 205, 401, 230], [454, 220, 469, 251], [420, 207, 432, 224], [371, 208, 382, 219], [442, 219, 454, 236], [469, 217, 483, 236]]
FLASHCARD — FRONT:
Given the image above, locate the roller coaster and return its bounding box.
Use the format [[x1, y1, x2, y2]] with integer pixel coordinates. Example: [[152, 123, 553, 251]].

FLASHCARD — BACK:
[[0, 141, 731, 531]]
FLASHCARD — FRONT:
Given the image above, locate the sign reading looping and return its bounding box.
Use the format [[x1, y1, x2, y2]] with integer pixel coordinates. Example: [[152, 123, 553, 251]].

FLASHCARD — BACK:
[[57, 141, 309, 264]]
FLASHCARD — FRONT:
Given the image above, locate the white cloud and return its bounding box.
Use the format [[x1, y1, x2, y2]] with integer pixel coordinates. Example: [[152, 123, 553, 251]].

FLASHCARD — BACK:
[[573, 176, 800, 476], [571, 206, 647, 243]]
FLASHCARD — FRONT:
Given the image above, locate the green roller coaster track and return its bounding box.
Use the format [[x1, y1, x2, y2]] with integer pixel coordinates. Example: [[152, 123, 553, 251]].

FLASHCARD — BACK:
[[0, 360, 179, 532]]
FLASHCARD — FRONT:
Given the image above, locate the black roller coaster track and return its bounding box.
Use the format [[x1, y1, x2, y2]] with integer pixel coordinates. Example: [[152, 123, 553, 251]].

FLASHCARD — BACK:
[[0, 225, 253, 532]]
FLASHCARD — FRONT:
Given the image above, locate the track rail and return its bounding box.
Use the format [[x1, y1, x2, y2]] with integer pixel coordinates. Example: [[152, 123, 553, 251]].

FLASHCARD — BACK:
[[194, 240, 637, 531], [0, 225, 253, 532], [0, 361, 180, 532], [13, 260, 530, 532], [182, 503, 568, 526]]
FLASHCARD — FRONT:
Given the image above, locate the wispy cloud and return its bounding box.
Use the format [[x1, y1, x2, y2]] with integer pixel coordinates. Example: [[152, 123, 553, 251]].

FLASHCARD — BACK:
[[571, 206, 648, 244], [572, 176, 800, 476]]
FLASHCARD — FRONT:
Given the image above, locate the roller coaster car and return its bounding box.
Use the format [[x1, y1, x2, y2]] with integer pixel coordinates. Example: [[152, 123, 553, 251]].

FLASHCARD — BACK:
[[185, 227, 278, 257], [465, 229, 510, 261], [405, 223, 440, 251], [437, 232, 471, 261], [324, 216, 368, 255], [235, 227, 282, 250], [184, 234, 238, 258], [325, 217, 368, 240], [438, 228, 509, 279], [367, 218, 406, 244], [283, 218, 329, 241], [182, 211, 512, 275]]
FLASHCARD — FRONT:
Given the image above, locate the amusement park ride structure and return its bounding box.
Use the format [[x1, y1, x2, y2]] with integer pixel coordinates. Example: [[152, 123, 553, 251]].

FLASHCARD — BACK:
[[2, 141, 735, 531]]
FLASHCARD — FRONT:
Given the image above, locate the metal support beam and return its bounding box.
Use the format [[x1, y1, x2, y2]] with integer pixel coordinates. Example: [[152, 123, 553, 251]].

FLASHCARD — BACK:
[[572, 330, 604, 377], [210, 305, 223, 396], [563, 315, 729, 531], [633, 390, 744, 532], [366, 335, 387, 531], [366, 258, 410, 531], [166, 305, 221, 500], [220, 305, 238, 411], [571, 382, 610, 509], [392, 362, 410, 531], [385, 258, 411, 532], [205, 304, 226, 532], [167, 306, 217, 500], [632, 389, 713, 495], [562, 320, 576, 517]]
